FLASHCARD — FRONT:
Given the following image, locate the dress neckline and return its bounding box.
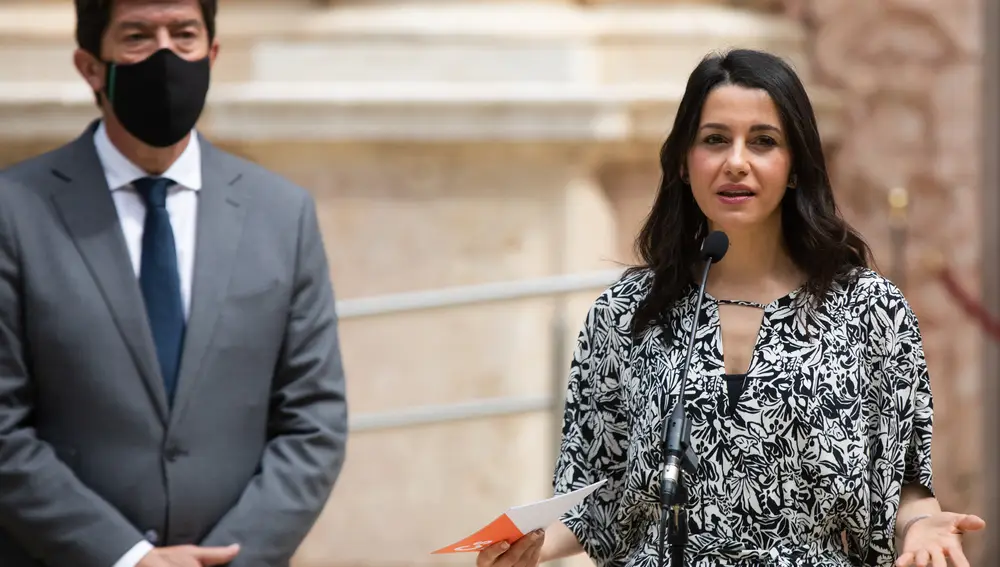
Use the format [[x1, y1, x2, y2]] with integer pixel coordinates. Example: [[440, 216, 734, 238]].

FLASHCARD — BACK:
[[715, 298, 768, 310], [704, 284, 805, 311]]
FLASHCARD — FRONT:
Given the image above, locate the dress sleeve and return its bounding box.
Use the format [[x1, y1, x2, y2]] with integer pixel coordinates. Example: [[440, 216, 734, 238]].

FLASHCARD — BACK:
[[892, 302, 935, 494], [553, 294, 629, 566], [863, 288, 935, 566]]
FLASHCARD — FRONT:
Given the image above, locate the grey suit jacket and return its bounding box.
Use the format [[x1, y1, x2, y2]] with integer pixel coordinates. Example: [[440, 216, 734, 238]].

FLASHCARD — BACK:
[[0, 122, 348, 567]]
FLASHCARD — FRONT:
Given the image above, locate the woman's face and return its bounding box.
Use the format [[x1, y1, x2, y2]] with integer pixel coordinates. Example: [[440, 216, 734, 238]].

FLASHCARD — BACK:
[[686, 85, 793, 233]]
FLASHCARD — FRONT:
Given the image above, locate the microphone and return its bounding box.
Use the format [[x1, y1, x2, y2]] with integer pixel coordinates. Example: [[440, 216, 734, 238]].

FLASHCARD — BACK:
[[657, 230, 729, 567]]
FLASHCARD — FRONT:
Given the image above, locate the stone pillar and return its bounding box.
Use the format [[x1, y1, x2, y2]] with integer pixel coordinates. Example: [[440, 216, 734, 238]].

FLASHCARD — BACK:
[[981, 0, 1000, 561]]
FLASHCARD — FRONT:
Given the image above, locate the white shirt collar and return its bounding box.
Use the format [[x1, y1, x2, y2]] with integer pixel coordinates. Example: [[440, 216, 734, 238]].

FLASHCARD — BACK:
[[93, 120, 202, 191]]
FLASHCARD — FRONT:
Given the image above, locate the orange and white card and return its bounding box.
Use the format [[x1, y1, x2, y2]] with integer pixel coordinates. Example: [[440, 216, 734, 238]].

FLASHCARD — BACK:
[[431, 480, 607, 554]]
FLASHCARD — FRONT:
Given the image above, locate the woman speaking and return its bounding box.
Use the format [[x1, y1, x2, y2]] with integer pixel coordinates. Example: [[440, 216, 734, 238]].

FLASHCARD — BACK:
[[477, 49, 984, 567]]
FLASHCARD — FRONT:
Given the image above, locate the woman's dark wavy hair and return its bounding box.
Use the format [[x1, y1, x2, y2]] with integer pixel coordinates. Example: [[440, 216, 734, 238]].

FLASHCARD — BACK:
[[628, 48, 873, 338]]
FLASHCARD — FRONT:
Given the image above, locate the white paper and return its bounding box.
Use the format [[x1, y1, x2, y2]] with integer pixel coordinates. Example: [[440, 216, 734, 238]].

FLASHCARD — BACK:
[[432, 479, 608, 554], [506, 479, 607, 533]]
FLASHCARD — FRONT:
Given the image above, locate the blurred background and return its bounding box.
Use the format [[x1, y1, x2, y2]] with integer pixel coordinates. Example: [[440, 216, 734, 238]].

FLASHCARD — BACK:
[[0, 0, 996, 565]]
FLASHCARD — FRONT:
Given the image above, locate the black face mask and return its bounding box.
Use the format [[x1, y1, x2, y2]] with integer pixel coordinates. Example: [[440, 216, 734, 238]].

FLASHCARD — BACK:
[[104, 48, 211, 148]]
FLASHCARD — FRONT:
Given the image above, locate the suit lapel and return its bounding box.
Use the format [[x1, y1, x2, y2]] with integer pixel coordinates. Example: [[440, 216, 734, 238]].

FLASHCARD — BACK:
[[169, 137, 247, 427], [48, 123, 169, 423]]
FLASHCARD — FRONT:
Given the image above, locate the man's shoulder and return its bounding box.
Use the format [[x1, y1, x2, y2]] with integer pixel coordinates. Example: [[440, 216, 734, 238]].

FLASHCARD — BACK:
[[203, 141, 311, 206], [0, 141, 75, 188], [0, 141, 83, 213]]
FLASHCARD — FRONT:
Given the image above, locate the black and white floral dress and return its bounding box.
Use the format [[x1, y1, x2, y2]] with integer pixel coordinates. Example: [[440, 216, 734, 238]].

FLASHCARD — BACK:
[[553, 268, 934, 567]]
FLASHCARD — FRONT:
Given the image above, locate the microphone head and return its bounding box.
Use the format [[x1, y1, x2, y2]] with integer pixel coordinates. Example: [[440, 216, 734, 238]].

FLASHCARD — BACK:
[[701, 231, 729, 263]]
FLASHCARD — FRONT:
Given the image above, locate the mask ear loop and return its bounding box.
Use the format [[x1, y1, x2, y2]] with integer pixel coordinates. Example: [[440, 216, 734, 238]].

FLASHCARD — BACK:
[[106, 63, 117, 105]]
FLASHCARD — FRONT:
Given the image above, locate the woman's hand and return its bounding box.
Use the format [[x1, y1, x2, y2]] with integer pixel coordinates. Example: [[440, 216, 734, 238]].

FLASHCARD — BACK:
[[476, 530, 545, 567], [895, 512, 985, 567]]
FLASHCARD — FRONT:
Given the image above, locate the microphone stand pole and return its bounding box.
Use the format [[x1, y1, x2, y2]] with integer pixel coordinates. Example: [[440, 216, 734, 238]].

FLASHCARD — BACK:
[[657, 259, 712, 567]]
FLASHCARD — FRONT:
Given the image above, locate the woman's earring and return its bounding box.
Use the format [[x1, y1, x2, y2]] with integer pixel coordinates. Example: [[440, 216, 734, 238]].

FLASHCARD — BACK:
[[787, 174, 797, 189]]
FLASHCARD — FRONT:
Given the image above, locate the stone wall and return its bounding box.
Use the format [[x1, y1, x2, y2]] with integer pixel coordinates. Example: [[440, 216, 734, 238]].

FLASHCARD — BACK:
[[220, 140, 615, 567], [796, 0, 987, 561]]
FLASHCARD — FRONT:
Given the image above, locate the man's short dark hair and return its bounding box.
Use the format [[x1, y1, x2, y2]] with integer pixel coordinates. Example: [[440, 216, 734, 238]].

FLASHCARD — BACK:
[[74, 0, 218, 56]]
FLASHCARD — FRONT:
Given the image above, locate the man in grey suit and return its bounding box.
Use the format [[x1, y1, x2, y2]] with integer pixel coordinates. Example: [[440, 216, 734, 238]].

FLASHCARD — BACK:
[[0, 1, 348, 566]]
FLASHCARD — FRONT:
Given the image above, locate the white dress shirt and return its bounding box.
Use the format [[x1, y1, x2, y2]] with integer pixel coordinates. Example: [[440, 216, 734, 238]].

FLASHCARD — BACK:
[[93, 121, 201, 567], [94, 120, 201, 318]]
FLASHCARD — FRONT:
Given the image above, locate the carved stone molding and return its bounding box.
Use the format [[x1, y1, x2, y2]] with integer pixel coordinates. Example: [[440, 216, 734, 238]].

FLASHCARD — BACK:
[[796, 1, 985, 561], [578, 0, 788, 12]]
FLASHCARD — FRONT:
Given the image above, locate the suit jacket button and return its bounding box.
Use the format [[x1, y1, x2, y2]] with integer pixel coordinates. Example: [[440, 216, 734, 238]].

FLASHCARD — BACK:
[[144, 530, 159, 544], [164, 444, 186, 461]]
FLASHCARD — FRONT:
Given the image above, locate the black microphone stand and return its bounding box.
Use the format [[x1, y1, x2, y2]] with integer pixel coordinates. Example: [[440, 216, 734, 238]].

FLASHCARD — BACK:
[[656, 258, 715, 567]]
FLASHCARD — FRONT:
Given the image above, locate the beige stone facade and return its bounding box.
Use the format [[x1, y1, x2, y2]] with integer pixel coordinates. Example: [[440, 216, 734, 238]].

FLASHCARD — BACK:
[[0, 0, 988, 565]]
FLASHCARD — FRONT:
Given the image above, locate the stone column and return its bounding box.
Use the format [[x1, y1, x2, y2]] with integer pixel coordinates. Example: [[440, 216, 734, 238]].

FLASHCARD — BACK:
[[981, 0, 1000, 561]]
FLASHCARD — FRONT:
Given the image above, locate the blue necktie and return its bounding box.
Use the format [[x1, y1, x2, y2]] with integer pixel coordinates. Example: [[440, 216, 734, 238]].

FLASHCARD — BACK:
[[135, 177, 185, 404]]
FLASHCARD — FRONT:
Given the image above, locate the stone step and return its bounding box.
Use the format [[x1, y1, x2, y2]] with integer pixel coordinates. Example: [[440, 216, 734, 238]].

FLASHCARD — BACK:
[[0, 2, 809, 83], [0, 1, 840, 143]]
